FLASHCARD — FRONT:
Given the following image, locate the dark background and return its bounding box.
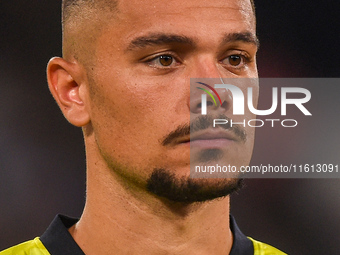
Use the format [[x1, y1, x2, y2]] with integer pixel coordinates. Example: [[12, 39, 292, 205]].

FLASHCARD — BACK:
[[1, 1, 339, 254]]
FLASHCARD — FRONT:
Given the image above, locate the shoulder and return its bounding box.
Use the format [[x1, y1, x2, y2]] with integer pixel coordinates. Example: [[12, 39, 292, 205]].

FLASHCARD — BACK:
[[248, 237, 287, 255], [0, 238, 50, 255]]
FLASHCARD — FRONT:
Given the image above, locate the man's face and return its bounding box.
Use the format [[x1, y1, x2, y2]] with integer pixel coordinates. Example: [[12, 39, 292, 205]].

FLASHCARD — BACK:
[[85, 0, 258, 201]]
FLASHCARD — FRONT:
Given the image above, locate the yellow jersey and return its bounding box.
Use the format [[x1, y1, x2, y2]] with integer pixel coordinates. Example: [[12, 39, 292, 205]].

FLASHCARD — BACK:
[[0, 215, 287, 255]]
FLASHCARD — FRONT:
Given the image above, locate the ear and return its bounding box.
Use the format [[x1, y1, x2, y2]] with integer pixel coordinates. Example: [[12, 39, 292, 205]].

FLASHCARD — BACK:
[[47, 57, 90, 127]]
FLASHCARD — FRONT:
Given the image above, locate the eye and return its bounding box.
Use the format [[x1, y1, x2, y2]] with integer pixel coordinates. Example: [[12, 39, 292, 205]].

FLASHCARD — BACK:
[[158, 55, 174, 66], [221, 53, 250, 69], [145, 54, 180, 68], [228, 55, 242, 66]]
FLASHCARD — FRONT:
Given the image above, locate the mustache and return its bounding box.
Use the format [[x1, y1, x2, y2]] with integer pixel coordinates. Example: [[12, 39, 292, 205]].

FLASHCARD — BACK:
[[162, 114, 247, 146]]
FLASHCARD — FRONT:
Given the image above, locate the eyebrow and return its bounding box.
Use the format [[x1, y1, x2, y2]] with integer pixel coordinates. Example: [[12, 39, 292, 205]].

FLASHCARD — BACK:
[[126, 33, 195, 51], [126, 31, 259, 51], [222, 32, 260, 48]]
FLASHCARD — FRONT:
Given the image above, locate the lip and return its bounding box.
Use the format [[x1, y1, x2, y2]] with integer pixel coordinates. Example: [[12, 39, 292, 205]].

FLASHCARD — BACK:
[[175, 129, 238, 148]]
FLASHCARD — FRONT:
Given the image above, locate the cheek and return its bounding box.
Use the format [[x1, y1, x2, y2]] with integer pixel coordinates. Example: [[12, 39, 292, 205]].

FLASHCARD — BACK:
[[88, 74, 185, 170]]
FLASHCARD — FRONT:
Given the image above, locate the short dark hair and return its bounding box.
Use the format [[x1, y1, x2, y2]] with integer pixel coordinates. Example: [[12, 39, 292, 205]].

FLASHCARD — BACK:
[[62, 0, 118, 28], [62, 0, 255, 26], [61, 0, 118, 61]]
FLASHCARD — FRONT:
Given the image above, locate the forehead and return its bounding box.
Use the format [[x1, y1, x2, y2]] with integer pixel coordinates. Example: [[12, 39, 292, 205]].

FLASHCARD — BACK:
[[99, 0, 255, 45], [117, 0, 253, 19]]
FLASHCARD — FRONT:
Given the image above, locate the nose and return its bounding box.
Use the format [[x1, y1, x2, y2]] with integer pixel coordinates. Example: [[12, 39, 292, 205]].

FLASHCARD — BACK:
[[188, 62, 232, 115]]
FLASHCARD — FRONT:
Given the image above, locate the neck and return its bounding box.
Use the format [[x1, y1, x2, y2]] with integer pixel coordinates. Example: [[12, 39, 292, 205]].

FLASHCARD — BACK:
[[69, 142, 233, 255]]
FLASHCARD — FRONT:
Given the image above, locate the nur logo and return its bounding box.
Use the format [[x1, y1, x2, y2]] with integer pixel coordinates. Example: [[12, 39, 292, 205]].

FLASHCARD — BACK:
[[196, 82, 223, 115], [196, 82, 312, 116]]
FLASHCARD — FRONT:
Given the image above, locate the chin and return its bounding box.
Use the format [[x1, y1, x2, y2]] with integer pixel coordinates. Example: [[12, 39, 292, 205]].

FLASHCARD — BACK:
[[147, 168, 244, 203]]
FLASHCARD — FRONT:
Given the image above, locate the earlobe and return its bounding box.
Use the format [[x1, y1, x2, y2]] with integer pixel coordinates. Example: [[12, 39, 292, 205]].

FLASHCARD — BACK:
[[47, 57, 90, 127]]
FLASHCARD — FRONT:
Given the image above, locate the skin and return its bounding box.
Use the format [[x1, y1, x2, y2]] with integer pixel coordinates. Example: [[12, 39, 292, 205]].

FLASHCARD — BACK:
[[47, 0, 258, 254]]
